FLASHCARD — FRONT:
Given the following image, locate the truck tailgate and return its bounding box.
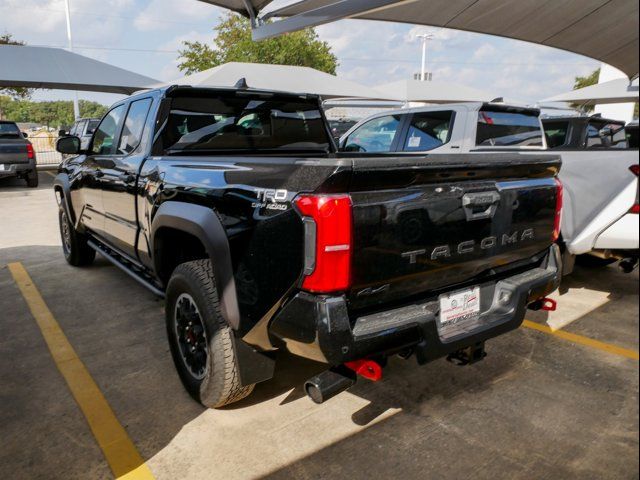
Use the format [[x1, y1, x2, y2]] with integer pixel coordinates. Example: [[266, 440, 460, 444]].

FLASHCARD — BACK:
[[346, 152, 561, 310], [0, 139, 30, 164]]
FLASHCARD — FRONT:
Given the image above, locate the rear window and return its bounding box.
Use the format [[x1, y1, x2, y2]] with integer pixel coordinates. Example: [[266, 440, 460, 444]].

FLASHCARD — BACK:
[[476, 107, 543, 147], [543, 120, 570, 149], [161, 93, 331, 154], [0, 122, 21, 139], [586, 121, 626, 148]]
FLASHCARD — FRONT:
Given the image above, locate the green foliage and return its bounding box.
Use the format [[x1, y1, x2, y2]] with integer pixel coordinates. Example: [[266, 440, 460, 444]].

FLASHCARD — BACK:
[[0, 34, 32, 99], [178, 13, 338, 75], [0, 96, 108, 128]]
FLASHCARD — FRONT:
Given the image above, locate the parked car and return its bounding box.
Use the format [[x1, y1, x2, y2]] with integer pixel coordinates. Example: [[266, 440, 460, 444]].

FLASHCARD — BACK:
[[61, 118, 101, 150], [339, 102, 547, 153], [328, 118, 358, 140], [542, 115, 639, 273], [54, 86, 562, 408], [0, 121, 38, 188]]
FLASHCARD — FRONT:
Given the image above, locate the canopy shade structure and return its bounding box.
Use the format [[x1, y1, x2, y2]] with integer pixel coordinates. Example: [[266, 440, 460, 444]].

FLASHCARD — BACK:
[[199, 0, 639, 78], [161, 62, 393, 99], [0, 45, 158, 94], [541, 77, 639, 105], [374, 79, 497, 103]]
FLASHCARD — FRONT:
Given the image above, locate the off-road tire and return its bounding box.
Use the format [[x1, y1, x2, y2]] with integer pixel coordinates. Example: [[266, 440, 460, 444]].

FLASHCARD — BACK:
[[58, 198, 96, 266], [166, 259, 254, 408], [26, 170, 39, 188]]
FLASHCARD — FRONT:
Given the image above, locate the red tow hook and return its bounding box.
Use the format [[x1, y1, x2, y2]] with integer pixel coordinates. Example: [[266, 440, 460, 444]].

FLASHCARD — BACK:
[[541, 297, 557, 312], [344, 359, 383, 381]]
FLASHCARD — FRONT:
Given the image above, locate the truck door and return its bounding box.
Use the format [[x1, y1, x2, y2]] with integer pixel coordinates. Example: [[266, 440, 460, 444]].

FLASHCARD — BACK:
[[98, 97, 153, 259], [73, 104, 126, 237]]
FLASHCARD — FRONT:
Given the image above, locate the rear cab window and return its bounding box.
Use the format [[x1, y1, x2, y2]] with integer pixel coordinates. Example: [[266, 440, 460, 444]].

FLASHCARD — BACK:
[[543, 120, 570, 148], [159, 90, 331, 154], [0, 122, 21, 139], [403, 110, 454, 151], [476, 106, 543, 148]]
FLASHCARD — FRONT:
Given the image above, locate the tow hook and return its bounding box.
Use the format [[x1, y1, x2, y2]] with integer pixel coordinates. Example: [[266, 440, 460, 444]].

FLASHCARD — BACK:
[[304, 359, 383, 404], [447, 341, 486, 366], [528, 297, 557, 312]]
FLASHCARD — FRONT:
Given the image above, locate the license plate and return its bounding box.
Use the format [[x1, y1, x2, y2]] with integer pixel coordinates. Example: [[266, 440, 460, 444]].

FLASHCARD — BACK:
[[439, 286, 480, 327]]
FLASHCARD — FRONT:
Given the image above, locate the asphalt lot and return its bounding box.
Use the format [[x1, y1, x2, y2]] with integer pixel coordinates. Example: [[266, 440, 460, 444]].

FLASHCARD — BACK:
[[0, 172, 638, 480]]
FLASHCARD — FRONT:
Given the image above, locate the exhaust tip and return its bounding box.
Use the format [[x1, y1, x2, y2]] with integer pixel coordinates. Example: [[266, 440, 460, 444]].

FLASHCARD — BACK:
[[304, 368, 356, 404]]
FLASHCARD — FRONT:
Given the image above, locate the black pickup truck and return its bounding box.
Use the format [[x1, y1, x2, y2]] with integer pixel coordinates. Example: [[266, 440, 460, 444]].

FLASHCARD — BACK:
[[54, 85, 562, 407]]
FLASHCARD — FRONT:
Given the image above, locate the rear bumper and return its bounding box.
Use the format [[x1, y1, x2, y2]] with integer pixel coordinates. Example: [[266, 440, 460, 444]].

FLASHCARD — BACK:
[[270, 245, 561, 365], [0, 161, 34, 177]]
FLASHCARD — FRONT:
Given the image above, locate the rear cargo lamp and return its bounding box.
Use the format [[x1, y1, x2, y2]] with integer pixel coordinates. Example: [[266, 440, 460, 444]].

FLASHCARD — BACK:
[[630, 165, 639, 214], [26, 143, 34, 159], [295, 194, 352, 293], [552, 178, 563, 242]]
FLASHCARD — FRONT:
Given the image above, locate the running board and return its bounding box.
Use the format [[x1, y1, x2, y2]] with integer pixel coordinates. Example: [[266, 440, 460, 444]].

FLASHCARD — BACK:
[[87, 240, 165, 298]]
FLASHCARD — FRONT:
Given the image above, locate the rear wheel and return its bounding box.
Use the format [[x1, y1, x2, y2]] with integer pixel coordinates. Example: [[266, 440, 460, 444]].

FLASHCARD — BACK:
[[166, 259, 254, 408], [576, 254, 616, 268], [25, 170, 38, 188], [58, 199, 95, 266]]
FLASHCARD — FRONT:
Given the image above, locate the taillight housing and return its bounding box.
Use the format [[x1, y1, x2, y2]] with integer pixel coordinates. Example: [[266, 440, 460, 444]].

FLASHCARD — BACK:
[[630, 165, 639, 177], [295, 194, 352, 293], [630, 165, 639, 214], [26, 143, 34, 159], [552, 177, 563, 242]]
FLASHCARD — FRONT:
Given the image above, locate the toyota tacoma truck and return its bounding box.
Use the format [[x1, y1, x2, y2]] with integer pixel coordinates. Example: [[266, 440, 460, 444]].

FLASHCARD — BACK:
[[54, 85, 562, 407]]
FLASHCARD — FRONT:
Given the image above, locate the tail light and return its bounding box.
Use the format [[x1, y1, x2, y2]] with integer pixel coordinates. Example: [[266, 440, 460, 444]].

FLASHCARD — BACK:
[[295, 194, 352, 293], [552, 178, 563, 242], [630, 165, 639, 214], [26, 143, 34, 159]]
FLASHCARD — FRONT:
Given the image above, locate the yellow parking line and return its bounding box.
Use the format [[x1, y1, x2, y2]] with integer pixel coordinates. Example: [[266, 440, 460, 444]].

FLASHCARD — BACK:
[[522, 320, 639, 361], [8, 262, 155, 480]]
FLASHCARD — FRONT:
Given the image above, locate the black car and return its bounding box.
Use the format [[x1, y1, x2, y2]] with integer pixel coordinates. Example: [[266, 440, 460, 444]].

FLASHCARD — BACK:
[[542, 114, 631, 149], [0, 121, 38, 187], [54, 85, 562, 408]]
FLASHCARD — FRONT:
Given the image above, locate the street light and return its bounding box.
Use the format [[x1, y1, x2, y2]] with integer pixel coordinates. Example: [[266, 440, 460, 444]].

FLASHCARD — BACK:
[[416, 33, 433, 81]]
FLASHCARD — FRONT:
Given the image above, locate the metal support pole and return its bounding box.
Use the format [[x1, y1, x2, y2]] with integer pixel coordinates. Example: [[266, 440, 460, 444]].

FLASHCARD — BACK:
[[64, 0, 80, 120]]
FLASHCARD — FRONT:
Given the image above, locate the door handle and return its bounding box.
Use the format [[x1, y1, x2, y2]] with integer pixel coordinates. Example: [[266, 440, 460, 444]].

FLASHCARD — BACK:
[[119, 173, 136, 184]]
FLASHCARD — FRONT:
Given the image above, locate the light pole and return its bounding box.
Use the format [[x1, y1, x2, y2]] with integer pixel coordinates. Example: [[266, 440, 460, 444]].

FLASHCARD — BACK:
[[416, 33, 433, 81], [64, 0, 80, 120]]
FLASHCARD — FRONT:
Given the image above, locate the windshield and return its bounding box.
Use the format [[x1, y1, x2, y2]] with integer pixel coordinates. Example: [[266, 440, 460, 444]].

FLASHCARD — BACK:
[[160, 93, 331, 154], [476, 107, 543, 147], [0, 122, 21, 139]]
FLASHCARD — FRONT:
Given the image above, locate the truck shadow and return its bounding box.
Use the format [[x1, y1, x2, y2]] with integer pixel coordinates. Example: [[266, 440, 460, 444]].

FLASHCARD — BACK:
[[1, 244, 636, 479]]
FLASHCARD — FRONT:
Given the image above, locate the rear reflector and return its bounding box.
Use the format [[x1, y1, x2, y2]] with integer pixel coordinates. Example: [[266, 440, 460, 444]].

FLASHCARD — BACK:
[[295, 194, 352, 293], [630, 204, 640, 214], [630, 165, 639, 176], [26, 144, 34, 159], [552, 178, 563, 242]]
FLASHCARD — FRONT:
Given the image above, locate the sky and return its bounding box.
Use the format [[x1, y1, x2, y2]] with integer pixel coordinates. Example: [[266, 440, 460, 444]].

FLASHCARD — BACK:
[[0, 0, 605, 107]]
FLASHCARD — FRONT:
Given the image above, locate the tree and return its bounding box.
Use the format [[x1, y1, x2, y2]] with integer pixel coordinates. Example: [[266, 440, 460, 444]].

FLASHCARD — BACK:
[[0, 34, 32, 99], [177, 13, 338, 75], [571, 68, 638, 118], [0, 96, 107, 127]]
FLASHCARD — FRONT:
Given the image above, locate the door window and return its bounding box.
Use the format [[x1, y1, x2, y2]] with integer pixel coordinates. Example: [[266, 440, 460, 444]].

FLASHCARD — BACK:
[[586, 121, 627, 148], [91, 105, 125, 155], [403, 111, 454, 151], [118, 98, 152, 154], [543, 121, 570, 148], [343, 115, 402, 152]]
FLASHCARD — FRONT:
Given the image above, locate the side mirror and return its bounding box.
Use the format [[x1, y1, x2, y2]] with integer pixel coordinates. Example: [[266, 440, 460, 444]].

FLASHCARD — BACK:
[[21, 131, 28, 138], [58, 129, 68, 137], [599, 127, 613, 138], [56, 136, 81, 155], [343, 143, 364, 152]]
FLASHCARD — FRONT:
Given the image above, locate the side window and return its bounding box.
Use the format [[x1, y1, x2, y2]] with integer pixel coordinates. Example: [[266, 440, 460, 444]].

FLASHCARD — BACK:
[[118, 98, 152, 154], [403, 111, 454, 151], [91, 105, 125, 155], [586, 121, 626, 148], [343, 115, 402, 152]]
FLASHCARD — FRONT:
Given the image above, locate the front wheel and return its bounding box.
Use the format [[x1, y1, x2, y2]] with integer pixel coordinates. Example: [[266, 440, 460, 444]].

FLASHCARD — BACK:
[[58, 199, 95, 266], [166, 259, 254, 408]]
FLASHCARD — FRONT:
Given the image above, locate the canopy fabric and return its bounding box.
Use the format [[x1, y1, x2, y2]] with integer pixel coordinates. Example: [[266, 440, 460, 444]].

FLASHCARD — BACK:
[[199, 0, 639, 78], [161, 62, 393, 99], [541, 77, 639, 105], [0, 45, 158, 94], [374, 79, 496, 103]]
